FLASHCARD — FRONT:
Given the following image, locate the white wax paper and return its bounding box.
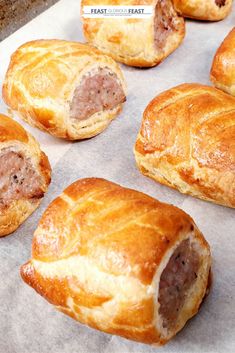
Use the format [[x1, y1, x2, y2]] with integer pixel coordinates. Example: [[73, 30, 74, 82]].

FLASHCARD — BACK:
[[0, 1, 234, 352]]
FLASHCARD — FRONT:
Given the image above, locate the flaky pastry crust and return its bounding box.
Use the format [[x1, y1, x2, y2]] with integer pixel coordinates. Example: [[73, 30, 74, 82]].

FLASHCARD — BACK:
[[134, 83, 235, 208], [211, 27, 235, 96], [173, 0, 232, 21], [2, 40, 126, 140], [81, 0, 185, 67], [0, 114, 51, 236], [21, 178, 211, 345]]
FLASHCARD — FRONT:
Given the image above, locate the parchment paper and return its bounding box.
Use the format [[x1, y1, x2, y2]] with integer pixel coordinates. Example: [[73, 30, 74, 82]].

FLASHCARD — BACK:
[[0, 1, 234, 352]]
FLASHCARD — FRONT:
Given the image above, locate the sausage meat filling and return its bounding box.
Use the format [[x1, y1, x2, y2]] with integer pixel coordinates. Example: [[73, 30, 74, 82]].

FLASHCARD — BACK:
[[158, 239, 200, 329], [215, 0, 226, 7], [154, 0, 179, 51], [0, 151, 43, 207], [70, 68, 126, 121]]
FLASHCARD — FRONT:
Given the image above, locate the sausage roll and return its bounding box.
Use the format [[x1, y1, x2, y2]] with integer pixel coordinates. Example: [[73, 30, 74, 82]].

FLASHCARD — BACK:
[[81, 0, 185, 67], [173, 0, 232, 21], [2, 40, 126, 140], [21, 178, 211, 345], [134, 84, 235, 208], [211, 28, 235, 97], [0, 114, 51, 237]]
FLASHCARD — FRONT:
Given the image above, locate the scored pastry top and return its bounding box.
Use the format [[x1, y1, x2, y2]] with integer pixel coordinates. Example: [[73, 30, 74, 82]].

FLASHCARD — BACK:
[[30, 177, 201, 282], [21, 178, 211, 345], [135, 83, 235, 207], [2, 39, 127, 140], [81, 0, 185, 67], [136, 83, 235, 173]]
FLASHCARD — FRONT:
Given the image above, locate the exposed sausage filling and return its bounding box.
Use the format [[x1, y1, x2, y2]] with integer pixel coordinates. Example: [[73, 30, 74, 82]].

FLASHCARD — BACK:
[[158, 239, 200, 329], [154, 0, 179, 51], [0, 151, 43, 207], [70, 68, 126, 121], [215, 0, 226, 7]]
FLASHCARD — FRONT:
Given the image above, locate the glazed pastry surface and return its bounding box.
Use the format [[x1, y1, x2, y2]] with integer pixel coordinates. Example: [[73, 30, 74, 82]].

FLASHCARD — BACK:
[[211, 27, 235, 96], [173, 0, 232, 21], [0, 114, 51, 236], [21, 178, 211, 345], [3, 40, 126, 140], [135, 83, 235, 208], [82, 0, 185, 67]]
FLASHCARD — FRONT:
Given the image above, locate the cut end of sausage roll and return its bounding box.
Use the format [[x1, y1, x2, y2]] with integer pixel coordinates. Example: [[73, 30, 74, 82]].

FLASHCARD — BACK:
[[154, 0, 182, 51], [159, 239, 199, 329], [173, 0, 232, 21], [20, 178, 211, 345], [2, 40, 126, 140], [81, 0, 185, 68], [210, 27, 235, 97], [156, 236, 209, 341], [70, 67, 126, 122], [134, 83, 235, 208], [0, 114, 51, 237], [215, 0, 226, 7], [0, 151, 44, 205]]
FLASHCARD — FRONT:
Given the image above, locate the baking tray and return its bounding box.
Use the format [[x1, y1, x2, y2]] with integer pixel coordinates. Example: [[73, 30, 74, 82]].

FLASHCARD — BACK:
[[0, 1, 234, 352]]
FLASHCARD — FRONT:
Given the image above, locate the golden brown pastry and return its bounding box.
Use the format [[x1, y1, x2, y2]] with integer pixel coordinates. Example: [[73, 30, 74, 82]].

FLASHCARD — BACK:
[[2, 40, 126, 140], [81, 0, 185, 67], [21, 178, 211, 345], [0, 114, 51, 237], [134, 83, 235, 208], [211, 27, 235, 96], [173, 0, 232, 21]]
